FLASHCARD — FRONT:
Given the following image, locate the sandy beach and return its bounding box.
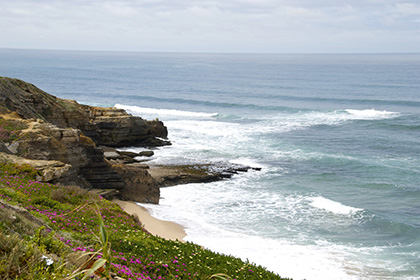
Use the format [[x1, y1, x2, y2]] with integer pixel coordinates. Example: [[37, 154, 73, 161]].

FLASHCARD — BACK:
[[112, 199, 186, 242]]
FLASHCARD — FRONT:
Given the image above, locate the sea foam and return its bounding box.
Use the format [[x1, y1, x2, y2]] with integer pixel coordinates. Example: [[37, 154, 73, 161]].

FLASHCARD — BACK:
[[139, 185, 363, 280], [115, 104, 217, 118], [255, 109, 401, 135], [345, 109, 399, 119], [309, 196, 363, 216]]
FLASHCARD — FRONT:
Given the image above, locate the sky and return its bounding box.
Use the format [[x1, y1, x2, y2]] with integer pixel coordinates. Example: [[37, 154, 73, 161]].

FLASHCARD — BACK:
[[0, 0, 419, 53]]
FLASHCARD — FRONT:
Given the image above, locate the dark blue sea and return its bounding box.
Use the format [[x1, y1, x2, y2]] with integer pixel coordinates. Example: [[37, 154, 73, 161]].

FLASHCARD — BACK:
[[1, 49, 419, 280]]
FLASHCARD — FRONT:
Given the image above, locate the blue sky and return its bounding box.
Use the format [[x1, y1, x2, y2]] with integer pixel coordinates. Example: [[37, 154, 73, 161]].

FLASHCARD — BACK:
[[1, 0, 419, 53]]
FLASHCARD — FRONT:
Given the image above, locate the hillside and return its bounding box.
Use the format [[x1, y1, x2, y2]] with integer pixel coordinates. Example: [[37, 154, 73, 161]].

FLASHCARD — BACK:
[[0, 77, 291, 279]]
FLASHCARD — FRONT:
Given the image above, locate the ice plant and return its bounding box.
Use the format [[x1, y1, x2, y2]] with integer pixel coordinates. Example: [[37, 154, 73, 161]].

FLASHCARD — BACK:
[[0, 163, 288, 280], [65, 204, 112, 280]]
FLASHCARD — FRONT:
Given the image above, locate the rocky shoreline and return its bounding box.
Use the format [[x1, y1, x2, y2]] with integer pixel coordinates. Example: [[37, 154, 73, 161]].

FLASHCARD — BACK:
[[0, 77, 259, 204]]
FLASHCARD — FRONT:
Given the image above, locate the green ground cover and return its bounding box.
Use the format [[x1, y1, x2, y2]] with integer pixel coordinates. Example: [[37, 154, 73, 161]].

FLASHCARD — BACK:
[[0, 117, 27, 143], [0, 162, 291, 280]]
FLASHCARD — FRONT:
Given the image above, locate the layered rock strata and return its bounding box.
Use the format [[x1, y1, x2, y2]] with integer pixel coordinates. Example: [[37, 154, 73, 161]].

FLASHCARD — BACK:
[[0, 77, 261, 205], [0, 77, 165, 203], [0, 77, 169, 147]]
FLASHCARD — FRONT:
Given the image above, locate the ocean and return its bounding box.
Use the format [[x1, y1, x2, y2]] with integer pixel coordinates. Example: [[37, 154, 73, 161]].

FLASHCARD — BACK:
[[1, 49, 419, 280]]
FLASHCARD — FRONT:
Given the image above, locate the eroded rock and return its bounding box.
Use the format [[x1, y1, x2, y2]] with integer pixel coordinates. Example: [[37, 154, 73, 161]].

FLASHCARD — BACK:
[[112, 164, 160, 204], [0, 77, 170, 148], [0, 152, 71, 183]]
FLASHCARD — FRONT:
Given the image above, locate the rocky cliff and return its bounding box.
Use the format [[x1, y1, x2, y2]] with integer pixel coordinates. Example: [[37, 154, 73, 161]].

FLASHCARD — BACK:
[[0, 77, 169, 147], [0, 77, 260, 205], [0, 77, 164, 203]]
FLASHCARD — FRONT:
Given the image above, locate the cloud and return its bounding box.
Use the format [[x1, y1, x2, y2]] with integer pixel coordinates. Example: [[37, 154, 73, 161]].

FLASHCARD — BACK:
[[103, 2, 139, 17], [187, 6, 216, 17], [394, 2, 420, 16], [0, 0, 418, 53]]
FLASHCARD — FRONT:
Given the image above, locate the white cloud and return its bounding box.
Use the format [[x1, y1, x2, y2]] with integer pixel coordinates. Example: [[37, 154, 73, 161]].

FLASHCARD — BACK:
[[103, 2, 139, 17], [394, 3, 420, 16], [0, 0, 418, 53], [187, 6, 216, 17]]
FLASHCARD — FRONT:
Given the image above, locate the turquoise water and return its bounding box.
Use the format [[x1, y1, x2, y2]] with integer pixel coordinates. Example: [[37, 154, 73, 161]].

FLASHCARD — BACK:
[[1, 49, 419, 279]]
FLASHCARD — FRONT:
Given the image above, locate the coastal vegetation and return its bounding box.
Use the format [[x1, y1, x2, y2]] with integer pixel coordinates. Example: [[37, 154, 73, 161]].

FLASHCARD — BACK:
[[0, 117, 27, 143], [0, 77, 291, 279], [0, 163, 290, 279]]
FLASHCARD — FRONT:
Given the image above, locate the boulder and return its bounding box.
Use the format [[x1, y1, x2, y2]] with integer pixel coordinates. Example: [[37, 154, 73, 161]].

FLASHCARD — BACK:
[[138, 151, 154, 157]]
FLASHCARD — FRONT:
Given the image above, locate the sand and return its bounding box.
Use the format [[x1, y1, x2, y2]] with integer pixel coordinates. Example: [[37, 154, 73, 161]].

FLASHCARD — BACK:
[[112, 199, 186, 242]]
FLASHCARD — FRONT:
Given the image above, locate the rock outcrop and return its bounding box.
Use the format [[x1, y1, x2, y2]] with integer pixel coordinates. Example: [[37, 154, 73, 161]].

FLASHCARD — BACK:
[[0, 77, 164, 203], [0, 77, 260, 205], [112, 164, 159, 204], [0, 77, 169, 147], [148, 164, 260, 187], [0, 152, 71, 183]]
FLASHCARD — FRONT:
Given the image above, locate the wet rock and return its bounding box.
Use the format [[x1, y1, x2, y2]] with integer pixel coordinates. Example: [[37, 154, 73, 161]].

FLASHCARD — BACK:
[[147, 163, 260, 187]]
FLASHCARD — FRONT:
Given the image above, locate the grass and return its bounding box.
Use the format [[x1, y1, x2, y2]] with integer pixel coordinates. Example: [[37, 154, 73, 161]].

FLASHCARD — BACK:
[[0, 117, 27, 143], [0, 163, 292, 279]]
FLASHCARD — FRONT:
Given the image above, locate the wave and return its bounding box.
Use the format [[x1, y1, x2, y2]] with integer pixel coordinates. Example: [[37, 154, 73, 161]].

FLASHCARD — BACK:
[[257, 93, 420, 109], [139, 186, 409, 280], [309, 196, 363, 216], [115, 104, 218, 118], [345, 109, 400, 119], [112, 93, 297, 113], [256, 109, 401, 135]]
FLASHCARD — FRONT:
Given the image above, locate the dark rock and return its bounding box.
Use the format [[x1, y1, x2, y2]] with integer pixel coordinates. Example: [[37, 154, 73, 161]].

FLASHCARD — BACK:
[[138, 151, 154, 157], [118, 151, 139, 158], [120, 156, 137, 164], [0, 142, 12, 154], [79, 147, 125, 190], [147, 163, 260, 187], [112, 164, 160, 204]]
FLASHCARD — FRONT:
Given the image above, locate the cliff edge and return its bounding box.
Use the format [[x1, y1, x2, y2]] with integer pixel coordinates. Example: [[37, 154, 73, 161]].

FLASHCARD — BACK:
[[0, 77, 169, 147], [0, 77, 259, 204], [0, 77, 166, 203]]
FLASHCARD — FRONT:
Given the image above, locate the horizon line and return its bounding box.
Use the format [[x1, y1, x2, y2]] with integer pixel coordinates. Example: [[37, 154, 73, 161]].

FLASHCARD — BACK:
[[1, 47, 419, 56]]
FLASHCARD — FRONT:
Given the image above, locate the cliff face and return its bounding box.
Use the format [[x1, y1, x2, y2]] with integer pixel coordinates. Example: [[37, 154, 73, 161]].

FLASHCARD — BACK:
[[0, 77, 169, 147], [86, 107, 169, 147], [0, 77, 163, 204]]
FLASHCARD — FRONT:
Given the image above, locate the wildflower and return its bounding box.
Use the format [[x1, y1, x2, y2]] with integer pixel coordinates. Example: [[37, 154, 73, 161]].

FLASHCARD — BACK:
[[41, 255, 54, 266]]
